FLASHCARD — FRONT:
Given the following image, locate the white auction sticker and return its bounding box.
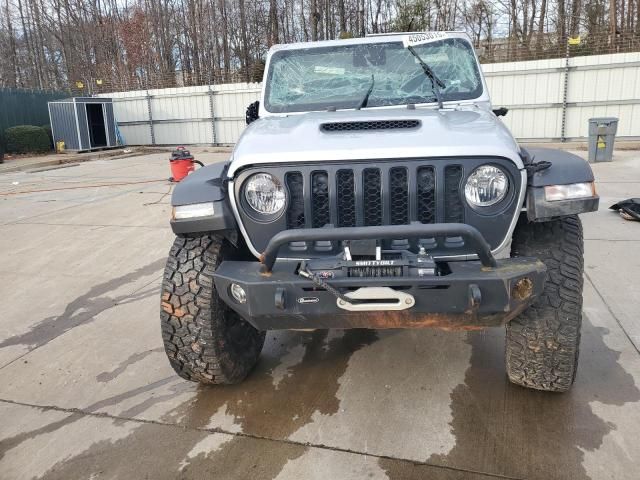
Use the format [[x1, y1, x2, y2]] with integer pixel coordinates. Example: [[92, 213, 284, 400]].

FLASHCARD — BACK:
[[402, 32, 448, 48], [314, 66, 346, 75]]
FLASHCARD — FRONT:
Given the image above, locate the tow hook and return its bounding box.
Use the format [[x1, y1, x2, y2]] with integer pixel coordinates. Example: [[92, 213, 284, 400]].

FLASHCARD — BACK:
[[336, 287, 415, 312]]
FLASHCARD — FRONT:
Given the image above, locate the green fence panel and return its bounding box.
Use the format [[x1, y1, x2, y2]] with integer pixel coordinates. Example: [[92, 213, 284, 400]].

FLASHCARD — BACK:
[[0, 88, 68, 134]]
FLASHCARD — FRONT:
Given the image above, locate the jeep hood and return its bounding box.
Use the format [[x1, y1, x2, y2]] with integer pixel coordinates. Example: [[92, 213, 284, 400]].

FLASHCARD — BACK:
[[228, 108, 522, 176]]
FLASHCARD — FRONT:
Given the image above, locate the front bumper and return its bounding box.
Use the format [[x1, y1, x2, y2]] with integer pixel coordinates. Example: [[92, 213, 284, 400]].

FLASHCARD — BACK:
[[214, 257, 546, 331]]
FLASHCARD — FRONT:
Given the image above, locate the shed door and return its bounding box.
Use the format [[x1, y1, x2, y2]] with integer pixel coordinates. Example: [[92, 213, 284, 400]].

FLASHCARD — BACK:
[[103, 103, 117, 146], [86, 103, 107, 148], [75, 103, 90, 150]]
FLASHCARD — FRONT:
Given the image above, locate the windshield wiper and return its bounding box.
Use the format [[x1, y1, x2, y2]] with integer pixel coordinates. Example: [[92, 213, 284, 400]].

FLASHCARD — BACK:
[[406, 45, 445, 109], [356, 74, 375, 110]]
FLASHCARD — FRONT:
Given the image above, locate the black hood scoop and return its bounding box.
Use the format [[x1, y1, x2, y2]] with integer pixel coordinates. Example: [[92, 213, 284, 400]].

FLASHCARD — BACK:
[[320, 119, 421, 132]]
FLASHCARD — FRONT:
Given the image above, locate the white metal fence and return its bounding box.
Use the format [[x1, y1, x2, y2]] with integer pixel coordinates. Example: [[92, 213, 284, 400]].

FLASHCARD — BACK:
[[99, 83, 261, 146], [484, 51, 640, 141], [102, 51, 640, 145]]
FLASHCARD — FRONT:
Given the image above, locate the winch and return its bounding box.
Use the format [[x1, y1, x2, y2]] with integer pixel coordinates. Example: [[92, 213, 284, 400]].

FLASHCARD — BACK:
[[300, 241, 439, 280]]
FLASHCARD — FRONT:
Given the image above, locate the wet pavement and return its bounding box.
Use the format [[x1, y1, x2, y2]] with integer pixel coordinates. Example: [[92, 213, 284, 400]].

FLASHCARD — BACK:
[[1, 149, 639, 479]]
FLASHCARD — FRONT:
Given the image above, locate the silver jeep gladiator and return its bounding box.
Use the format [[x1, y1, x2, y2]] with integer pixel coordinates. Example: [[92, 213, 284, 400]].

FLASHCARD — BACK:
[[161, 32, 599, 392]]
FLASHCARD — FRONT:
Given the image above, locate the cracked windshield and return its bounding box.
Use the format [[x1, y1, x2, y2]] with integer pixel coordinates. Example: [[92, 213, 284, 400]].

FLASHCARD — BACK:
[[265, 38, 482, 113]]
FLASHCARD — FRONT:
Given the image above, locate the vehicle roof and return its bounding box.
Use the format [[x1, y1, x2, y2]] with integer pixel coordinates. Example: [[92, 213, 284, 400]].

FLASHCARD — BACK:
[[268, 31, 472, 52]]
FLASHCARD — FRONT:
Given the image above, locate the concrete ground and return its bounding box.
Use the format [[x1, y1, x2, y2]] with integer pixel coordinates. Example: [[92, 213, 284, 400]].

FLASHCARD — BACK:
[[0, 149, 639, 480], [0, 147, 156, 175]]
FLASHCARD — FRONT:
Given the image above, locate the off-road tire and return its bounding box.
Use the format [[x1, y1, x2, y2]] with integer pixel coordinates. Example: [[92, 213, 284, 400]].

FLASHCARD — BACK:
[[506, 215, 584, 392], [160, 234, 265, 384]]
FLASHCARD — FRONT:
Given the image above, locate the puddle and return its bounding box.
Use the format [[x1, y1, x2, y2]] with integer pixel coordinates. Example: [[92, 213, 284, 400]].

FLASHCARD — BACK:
[[5, 297, 638, 480], [3, 329, 378, 479], [381, 317, 640, 479], [169, 328, 379, 438]]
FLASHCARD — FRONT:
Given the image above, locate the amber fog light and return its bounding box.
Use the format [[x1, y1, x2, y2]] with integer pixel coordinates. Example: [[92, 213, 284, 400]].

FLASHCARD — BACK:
[[544, 182, 595, 201]]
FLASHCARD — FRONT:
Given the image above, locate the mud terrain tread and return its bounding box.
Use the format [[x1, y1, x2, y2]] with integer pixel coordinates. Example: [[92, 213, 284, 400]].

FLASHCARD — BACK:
[[506, 215, 584, 392], [160, 235, 265, 384]]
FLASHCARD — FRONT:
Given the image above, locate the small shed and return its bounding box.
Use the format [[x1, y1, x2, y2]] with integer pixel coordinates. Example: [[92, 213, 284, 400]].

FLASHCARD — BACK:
[[48, 97, 118, 151]]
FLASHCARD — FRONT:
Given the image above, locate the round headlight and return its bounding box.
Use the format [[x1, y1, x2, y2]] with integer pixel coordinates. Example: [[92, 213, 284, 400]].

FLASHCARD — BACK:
[[244, 173, 286, 215], [464, 166, 508, 207]]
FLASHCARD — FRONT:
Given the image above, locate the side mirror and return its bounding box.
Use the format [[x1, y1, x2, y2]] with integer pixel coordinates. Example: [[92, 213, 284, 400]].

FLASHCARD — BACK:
[[246, 101, 260, 125], [493, 107, 509, 117]]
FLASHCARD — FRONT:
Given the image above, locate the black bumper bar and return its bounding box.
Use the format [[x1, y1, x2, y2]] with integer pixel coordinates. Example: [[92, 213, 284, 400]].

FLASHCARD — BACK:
[[260, 223, 498, 272], [213, 257, 546, 331]]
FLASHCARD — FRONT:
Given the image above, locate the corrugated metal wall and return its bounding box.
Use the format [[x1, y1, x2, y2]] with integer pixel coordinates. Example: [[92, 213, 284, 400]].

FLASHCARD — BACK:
[[99, 84, 261, 145], [101, 52, 640, 145], [483, 51, 640, 140]]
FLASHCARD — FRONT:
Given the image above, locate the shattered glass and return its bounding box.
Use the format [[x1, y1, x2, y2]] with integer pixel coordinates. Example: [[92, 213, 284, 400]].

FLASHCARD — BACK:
[[265, 38, 482, 113]]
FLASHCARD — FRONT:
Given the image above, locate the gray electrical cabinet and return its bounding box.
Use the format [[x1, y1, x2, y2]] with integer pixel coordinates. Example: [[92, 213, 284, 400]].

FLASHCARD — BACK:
[[48, 97, 117, 151]]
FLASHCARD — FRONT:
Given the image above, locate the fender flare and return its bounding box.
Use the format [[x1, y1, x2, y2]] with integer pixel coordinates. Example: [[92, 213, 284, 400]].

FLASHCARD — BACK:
[[521, 147, 599, 222], [170, 161, 238, 236], [522, 147, 594, 186]]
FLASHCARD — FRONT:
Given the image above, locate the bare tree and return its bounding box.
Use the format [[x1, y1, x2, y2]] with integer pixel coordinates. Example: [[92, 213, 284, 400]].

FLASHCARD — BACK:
[[0, 0, 638, 91]]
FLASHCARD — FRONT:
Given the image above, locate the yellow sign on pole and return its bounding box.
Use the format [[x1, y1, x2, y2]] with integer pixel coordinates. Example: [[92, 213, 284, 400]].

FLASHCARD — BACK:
[[568, 36, 581, 45], [75, 81, 84, 89]]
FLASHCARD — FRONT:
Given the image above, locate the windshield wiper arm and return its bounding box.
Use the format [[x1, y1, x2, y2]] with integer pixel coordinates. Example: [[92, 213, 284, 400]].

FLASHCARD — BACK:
[[406, 45, 445, 109], [356, 74, 375, 110]]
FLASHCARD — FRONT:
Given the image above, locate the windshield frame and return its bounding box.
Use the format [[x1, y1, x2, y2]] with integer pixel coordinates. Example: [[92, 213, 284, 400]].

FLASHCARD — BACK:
[[261, 34, 485, 115]]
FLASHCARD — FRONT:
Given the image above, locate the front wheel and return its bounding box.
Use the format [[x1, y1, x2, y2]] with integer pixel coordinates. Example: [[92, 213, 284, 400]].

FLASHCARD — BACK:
[[160, 235, 265, 384], [505, 216, 584, 392]]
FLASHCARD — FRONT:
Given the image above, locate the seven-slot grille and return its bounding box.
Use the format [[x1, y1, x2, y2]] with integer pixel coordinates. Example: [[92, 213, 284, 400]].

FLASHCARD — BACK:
[[285, 164, 464, 231], [234, 158, 520, 257]]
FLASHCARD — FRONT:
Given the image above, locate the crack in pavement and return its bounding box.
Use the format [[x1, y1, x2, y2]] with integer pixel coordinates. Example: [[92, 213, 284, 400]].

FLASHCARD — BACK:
[[584, 271, 640, 355], [0, 397, 523, 480]]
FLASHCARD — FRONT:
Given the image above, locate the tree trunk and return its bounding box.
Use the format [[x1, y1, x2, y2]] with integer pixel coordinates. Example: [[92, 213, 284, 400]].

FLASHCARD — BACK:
[[268, 0, 278, 46], [4, 0, 18, 87], [217, 0, 230, 77], [558, 0, 567, 43], [338, 0, 346, 34], [570, 0, 581, 36], [610, 0, 617, 35], [238, 0, 250, 82], [310, 0, 318, 41], [536, 0, 548, 57]]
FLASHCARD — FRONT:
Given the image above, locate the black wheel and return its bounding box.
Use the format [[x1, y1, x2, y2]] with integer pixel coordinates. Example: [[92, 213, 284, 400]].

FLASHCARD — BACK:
[[160, 234, 265, 384], [505, 215, 584, 392]]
